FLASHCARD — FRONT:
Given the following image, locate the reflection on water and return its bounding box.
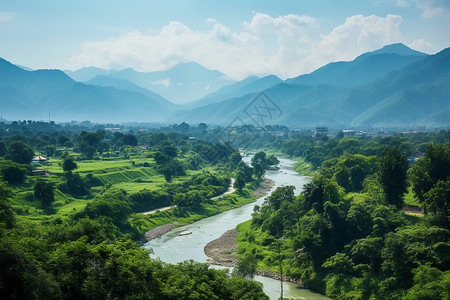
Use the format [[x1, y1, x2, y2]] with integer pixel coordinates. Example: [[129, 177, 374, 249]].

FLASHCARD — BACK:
[[145, 157, 330, 299]]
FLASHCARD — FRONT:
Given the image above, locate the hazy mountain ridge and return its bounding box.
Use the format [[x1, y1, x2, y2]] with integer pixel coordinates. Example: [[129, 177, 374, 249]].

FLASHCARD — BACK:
[[188, 75, 282, 108], [0, 58, 174, 122], [70, 62, 236, 104], [172, 45, 449, 129], [286, 43, 428, 87], [2, 43, 449, 128]]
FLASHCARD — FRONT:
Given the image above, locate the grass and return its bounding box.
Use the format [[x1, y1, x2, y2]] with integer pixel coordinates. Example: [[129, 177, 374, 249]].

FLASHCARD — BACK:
[[293, 157, 316, 176], [403, 186, 420, 206], [13, 150, 246, 232], [130, 189, 257, 235]]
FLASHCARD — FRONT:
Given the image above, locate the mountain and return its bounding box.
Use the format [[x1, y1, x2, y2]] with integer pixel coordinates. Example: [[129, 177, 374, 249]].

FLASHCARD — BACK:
[[172, 46, 449, 129], [64, 66, 111, 82], [91, 62, 236, 104], [188, 75, 282, 108], [84, 76, 179, 112], [286, 43, 428, 87], [0, 58, 174, 122]]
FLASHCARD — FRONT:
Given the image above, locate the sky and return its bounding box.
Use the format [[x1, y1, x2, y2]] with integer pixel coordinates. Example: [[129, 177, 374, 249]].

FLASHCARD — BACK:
[[1, 0, 449, 80]]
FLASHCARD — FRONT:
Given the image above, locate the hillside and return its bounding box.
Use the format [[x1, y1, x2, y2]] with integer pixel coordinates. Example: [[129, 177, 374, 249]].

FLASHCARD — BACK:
[[173, 45, 449, 129], [0, 58, 174, 122], [92, 62, 236, 104], [188, 75, 282, 108], [286, 43, 428, 87]]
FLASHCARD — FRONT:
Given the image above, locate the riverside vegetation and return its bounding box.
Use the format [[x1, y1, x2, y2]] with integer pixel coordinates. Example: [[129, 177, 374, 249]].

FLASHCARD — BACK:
[[1, 120, 449, 299], [0, 121, 279, 299], [234, 130, 450, 299]]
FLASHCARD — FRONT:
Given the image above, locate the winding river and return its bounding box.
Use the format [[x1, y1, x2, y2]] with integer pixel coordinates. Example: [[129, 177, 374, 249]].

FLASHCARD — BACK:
[[144, 157, 330, 299]]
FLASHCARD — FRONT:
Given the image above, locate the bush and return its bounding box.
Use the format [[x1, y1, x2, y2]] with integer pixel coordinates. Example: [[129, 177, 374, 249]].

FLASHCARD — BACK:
[[0, 161, 28, 184]]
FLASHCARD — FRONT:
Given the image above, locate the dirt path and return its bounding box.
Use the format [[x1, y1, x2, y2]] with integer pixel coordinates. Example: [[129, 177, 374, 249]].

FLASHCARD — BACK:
[[211, 178, 236, 199], [403, 204, 423, 216], [141, 205, 177, 215]]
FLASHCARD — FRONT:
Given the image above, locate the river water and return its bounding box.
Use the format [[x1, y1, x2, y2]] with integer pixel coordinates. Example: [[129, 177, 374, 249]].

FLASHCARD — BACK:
[[144, 157, 330, 299]]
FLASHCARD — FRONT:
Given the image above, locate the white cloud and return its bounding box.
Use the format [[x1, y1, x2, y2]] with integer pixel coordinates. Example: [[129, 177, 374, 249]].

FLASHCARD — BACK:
[[314, 15, 403, 63], [0, 12, 15, 22], [151, 78, 170, 87], [408, 39, 436, 53], [68, 13, 407, 80], [395, 0, 450, 18], [395, 0, 411, 8], [417, 0, 450, 18]]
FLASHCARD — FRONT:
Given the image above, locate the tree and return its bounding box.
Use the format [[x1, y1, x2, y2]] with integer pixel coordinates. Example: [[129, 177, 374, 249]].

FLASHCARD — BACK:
[[122, 134, 138, 146], [58, 172, 89, 196], [234, 172, 246, 191], [0, 182, 14, 229], [1, 162, 28, 184], [230, 152, 242, 166], [410, 143, 450, 213], [378, 146, 408, 209], [80, 143, 96, 159], [81, 132, 101, 147], [252, 151, 267, 169], [62, 157, 78, 172], [271, 239, 286, 300], [233, 253, 257, 280], [254, 163, 264, 180], [57, 134, 70, 147], [34, 180, 55, 207], [424, 180, 450, 218], [5, 141, 34, 164], [0, 141, 6, 157]]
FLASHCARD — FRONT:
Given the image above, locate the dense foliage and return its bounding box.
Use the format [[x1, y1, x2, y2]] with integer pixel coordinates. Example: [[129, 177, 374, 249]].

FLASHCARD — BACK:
[[0, 121, 271, 299], [237, 140, 450, 299], [0, 188, 267, 299]]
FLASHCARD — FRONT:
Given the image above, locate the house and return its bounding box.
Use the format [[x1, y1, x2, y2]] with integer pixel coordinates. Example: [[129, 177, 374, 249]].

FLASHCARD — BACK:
[[32, 155, 48, 163]]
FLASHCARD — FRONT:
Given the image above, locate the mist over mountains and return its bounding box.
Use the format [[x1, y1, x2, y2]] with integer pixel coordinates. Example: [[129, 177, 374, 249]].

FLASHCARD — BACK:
[[1, 43, 449, 129]]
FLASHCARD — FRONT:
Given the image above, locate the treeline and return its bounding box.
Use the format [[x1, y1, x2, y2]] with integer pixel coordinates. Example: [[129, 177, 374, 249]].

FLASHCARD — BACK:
[[281, 130, 450, 168], [0, 185, 268, 299], [237, 142, 450, 299]]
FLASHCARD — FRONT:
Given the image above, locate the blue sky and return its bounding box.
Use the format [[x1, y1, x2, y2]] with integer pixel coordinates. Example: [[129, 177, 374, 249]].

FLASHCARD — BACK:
[[1, 0, 449, 79]]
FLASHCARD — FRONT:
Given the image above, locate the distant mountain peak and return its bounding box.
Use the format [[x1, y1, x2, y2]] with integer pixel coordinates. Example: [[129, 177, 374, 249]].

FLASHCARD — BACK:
[[356, 43, 428, 61]]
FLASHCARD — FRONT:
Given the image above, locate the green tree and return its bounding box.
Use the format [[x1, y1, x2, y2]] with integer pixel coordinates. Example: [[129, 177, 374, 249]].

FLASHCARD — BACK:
[[378, 146, 408, 209], [122, 134, 138, 146], [424, 180, 450, 218], [410, 143, 450, 213], [230, 152, 242, 166], [0, 182, 14, 229], [34, 180, 55, 207], [0, 162, 28, 184], [0, 141, 7, 157], [254, 163, 264, 180], [62, 156, 78, 172], [252, 151, 267, 169], [233, 253, 257, 280], [5, 141, 34, 164], [234, 172, 246, 191]]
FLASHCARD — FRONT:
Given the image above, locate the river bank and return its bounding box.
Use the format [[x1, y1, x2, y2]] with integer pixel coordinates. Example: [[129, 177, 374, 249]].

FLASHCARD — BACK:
[[204, 228, 303, 285], [143, 178, 275, 242], [203, 175, 303, 284]]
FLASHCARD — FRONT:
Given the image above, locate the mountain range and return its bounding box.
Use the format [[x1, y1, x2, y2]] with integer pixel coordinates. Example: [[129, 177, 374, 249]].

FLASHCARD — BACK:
[[66, 62, 235, 104], [1, 43, 449, 129], [0, 58, 174, 122], [171, 44, 449, 129]]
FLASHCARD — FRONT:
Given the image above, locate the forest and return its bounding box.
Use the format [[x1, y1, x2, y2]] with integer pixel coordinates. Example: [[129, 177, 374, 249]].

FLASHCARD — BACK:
[[236, 129, 450, 299], [0, 120, 274, 299], [0, 120, 449, 299]]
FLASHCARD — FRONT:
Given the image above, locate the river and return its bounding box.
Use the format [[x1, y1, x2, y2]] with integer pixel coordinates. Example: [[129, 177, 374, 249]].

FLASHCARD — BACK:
[[144, 157, 331, 299]]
